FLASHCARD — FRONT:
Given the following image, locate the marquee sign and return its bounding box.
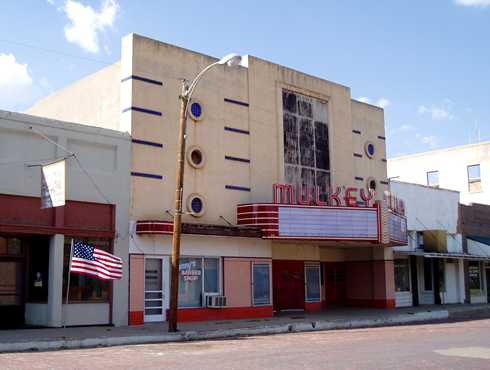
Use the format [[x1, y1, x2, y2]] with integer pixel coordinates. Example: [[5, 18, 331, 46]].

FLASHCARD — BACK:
[[237, 203, 380, 242]]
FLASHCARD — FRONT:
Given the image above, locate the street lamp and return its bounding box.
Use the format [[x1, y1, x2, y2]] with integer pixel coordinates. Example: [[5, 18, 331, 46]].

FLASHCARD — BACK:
[[168, 53, 243, 332]]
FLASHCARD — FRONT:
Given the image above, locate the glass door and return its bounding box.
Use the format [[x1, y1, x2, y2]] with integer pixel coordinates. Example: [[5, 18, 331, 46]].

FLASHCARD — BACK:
[[144, 258, 165, 322]]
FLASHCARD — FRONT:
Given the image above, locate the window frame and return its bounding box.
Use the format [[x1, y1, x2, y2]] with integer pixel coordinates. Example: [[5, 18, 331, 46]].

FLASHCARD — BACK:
[[282, 89, 330, 198], [467, 164, 481, 193], [304, 263, 321, 303], [178, 256, 222, 308], [251, 262, 272, 306], [394, 258, 411, 293], [62, 236, 113, 304], [426, 170, 439, 188], [468, 260, 483, 292]]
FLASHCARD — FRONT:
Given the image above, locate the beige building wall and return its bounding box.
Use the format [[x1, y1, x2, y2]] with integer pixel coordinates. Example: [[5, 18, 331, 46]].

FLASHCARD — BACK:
[[123, 33, 389, 227], [351, 100, 388, 194], [388, 141, 490, 205], [27, 63, 121, 131]]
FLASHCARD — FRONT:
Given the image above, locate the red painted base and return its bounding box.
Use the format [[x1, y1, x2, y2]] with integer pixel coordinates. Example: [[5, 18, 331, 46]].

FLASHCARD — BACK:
[[172, 306, 274, 322], [346, 299, 396, 309], [129, 310, 144, 325], [305, 302, 322, 312]]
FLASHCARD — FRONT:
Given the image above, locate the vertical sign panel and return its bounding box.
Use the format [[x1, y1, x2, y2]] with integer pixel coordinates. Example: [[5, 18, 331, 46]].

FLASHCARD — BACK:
[[389, 212, 408, 244], [41, 160, 66, 209]]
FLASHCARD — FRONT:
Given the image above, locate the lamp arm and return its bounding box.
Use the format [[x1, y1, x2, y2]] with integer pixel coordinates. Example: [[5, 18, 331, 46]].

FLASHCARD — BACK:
[[185, 61, 220, 103]]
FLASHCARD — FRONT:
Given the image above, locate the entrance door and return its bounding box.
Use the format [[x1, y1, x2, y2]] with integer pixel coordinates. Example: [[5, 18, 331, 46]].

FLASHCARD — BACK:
[[486, 268, 490, 302], [324, 262, 346, 306], [443, 261, 459, 304], [144, 258, 166, 322], [272, 260, 305, 311], [0, 237, 25, 328]]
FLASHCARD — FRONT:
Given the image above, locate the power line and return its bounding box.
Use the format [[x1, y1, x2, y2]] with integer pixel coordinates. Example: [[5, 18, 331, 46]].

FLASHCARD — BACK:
[[0, 38, 113, 65], [26, 124, 113, 205]]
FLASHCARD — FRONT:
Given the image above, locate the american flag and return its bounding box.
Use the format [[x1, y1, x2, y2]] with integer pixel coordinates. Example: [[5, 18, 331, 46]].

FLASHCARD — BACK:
[[70, 240, 122, 280]]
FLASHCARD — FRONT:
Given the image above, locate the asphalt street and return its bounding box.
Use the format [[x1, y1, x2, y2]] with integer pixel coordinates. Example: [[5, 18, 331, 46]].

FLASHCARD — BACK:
[[1, 319, 490, 370]]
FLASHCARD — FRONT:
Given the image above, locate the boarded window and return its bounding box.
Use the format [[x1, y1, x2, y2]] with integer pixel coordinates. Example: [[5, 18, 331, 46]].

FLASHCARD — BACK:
[[282, 90, 330, 195]]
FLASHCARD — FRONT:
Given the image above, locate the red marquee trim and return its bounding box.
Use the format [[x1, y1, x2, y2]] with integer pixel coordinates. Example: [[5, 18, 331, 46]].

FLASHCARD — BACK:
[[136, 221, 173, 235]]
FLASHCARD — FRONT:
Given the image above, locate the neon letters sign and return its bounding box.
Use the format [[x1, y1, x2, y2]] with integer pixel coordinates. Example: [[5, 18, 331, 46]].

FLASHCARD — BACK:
[[273, 183, 375, 208]]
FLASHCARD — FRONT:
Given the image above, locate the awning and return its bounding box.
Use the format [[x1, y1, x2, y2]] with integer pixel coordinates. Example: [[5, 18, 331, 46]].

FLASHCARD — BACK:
[[396, 250, 490, 261], [467, 235, 490, 245]]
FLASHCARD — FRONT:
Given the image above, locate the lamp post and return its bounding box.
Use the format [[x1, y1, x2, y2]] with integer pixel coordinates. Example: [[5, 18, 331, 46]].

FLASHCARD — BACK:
[[168, 53, 243, 332]]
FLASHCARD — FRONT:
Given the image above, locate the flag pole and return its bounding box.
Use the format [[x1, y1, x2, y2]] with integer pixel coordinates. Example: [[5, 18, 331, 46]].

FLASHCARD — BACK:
[[64, 238, 74, 328]]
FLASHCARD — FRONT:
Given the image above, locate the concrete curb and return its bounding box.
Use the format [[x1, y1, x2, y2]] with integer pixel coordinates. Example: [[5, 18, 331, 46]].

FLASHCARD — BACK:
[[0, 310, 449, 353]]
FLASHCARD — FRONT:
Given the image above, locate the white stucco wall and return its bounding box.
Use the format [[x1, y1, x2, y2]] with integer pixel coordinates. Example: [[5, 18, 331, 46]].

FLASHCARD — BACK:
[[388, 142, 490, 206], [390, 181, 459, 234]]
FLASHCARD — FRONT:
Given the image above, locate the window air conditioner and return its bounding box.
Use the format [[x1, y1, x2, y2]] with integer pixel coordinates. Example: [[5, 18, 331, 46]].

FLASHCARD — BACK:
[[205, 295, 227, 308]]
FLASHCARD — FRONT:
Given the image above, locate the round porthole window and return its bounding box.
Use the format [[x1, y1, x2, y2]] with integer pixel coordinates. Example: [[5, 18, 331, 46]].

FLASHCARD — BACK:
[[186, 145, 206, 169], [187, 193, 205, 217], [365, 141, 375, 159], [188, 100, 203, 121]]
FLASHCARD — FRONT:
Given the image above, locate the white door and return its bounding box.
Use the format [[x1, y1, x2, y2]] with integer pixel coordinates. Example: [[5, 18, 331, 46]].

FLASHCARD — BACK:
[[144, 257, 167, 322], [443, 262, 459, 304]]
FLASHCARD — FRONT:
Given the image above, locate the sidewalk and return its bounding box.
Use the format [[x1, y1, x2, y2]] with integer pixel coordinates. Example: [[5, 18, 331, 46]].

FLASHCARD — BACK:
[[0, 304, 489, 353]]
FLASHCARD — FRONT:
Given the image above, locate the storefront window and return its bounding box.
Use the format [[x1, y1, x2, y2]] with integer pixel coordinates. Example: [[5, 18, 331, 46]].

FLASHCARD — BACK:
[[253, 263, 271, 305], [26, 237, 50, 303], [178, 256, 221, 308], [204, 258, 219, 293], [305, 264, 321, 302], [0, 237, 23, 256], [62, 237, 110, 303], [394, 259, 410, 292], [469, 261, 482, 291]]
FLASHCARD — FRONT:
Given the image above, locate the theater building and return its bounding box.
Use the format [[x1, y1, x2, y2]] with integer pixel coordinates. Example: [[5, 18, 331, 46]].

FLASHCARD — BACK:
[[0, 110, 130, 328], [27, 33, 407, 325]]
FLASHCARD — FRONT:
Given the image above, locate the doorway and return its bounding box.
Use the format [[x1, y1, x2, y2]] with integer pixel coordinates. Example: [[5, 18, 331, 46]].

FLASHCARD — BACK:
[[144, 257, 168, 322], [324, 262, 346, 306], [0, 237, 24, 328], [486, 268, 490, 303], [272, 260, 305, 311], [443, 260, 459, 304]]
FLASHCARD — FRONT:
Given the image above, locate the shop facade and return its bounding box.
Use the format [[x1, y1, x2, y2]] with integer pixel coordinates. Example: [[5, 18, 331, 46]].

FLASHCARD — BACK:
[[390, 181, 474, 307], [0, 111, 130, 327], [460, 203, 490, 304], [27, 34, 407, 325]]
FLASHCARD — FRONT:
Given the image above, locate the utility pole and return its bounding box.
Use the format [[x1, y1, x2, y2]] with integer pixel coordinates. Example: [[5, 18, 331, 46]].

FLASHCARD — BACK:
[[168, 81, 189, 333]]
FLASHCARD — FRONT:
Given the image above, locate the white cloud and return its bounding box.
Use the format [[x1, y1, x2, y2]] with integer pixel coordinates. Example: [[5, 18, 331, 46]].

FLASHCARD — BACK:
[[399, 124, 415, 131], [415, 133, 439, 149], [455, 0, 490, 7], [356, 96, 391, 109], [417, 105, 455, 120], [63, 0, 119, 53], [0, 53, 34, 110], [376, 98, 391, 109], [357, 97, 370, 104], [421, 135, 439, 149], [46, 0, 55, 5]]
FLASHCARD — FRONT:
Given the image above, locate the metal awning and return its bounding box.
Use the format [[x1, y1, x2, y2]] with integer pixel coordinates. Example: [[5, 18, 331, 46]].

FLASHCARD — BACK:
[[396, 250, 490, 261]]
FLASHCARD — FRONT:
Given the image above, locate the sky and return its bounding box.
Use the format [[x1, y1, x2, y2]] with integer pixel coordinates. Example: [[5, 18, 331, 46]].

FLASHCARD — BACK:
[[0, 0, 489, 158]]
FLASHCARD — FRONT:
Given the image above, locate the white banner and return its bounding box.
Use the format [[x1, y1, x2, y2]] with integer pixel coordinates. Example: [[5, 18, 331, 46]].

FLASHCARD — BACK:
[[41, 160, 66, 209]]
